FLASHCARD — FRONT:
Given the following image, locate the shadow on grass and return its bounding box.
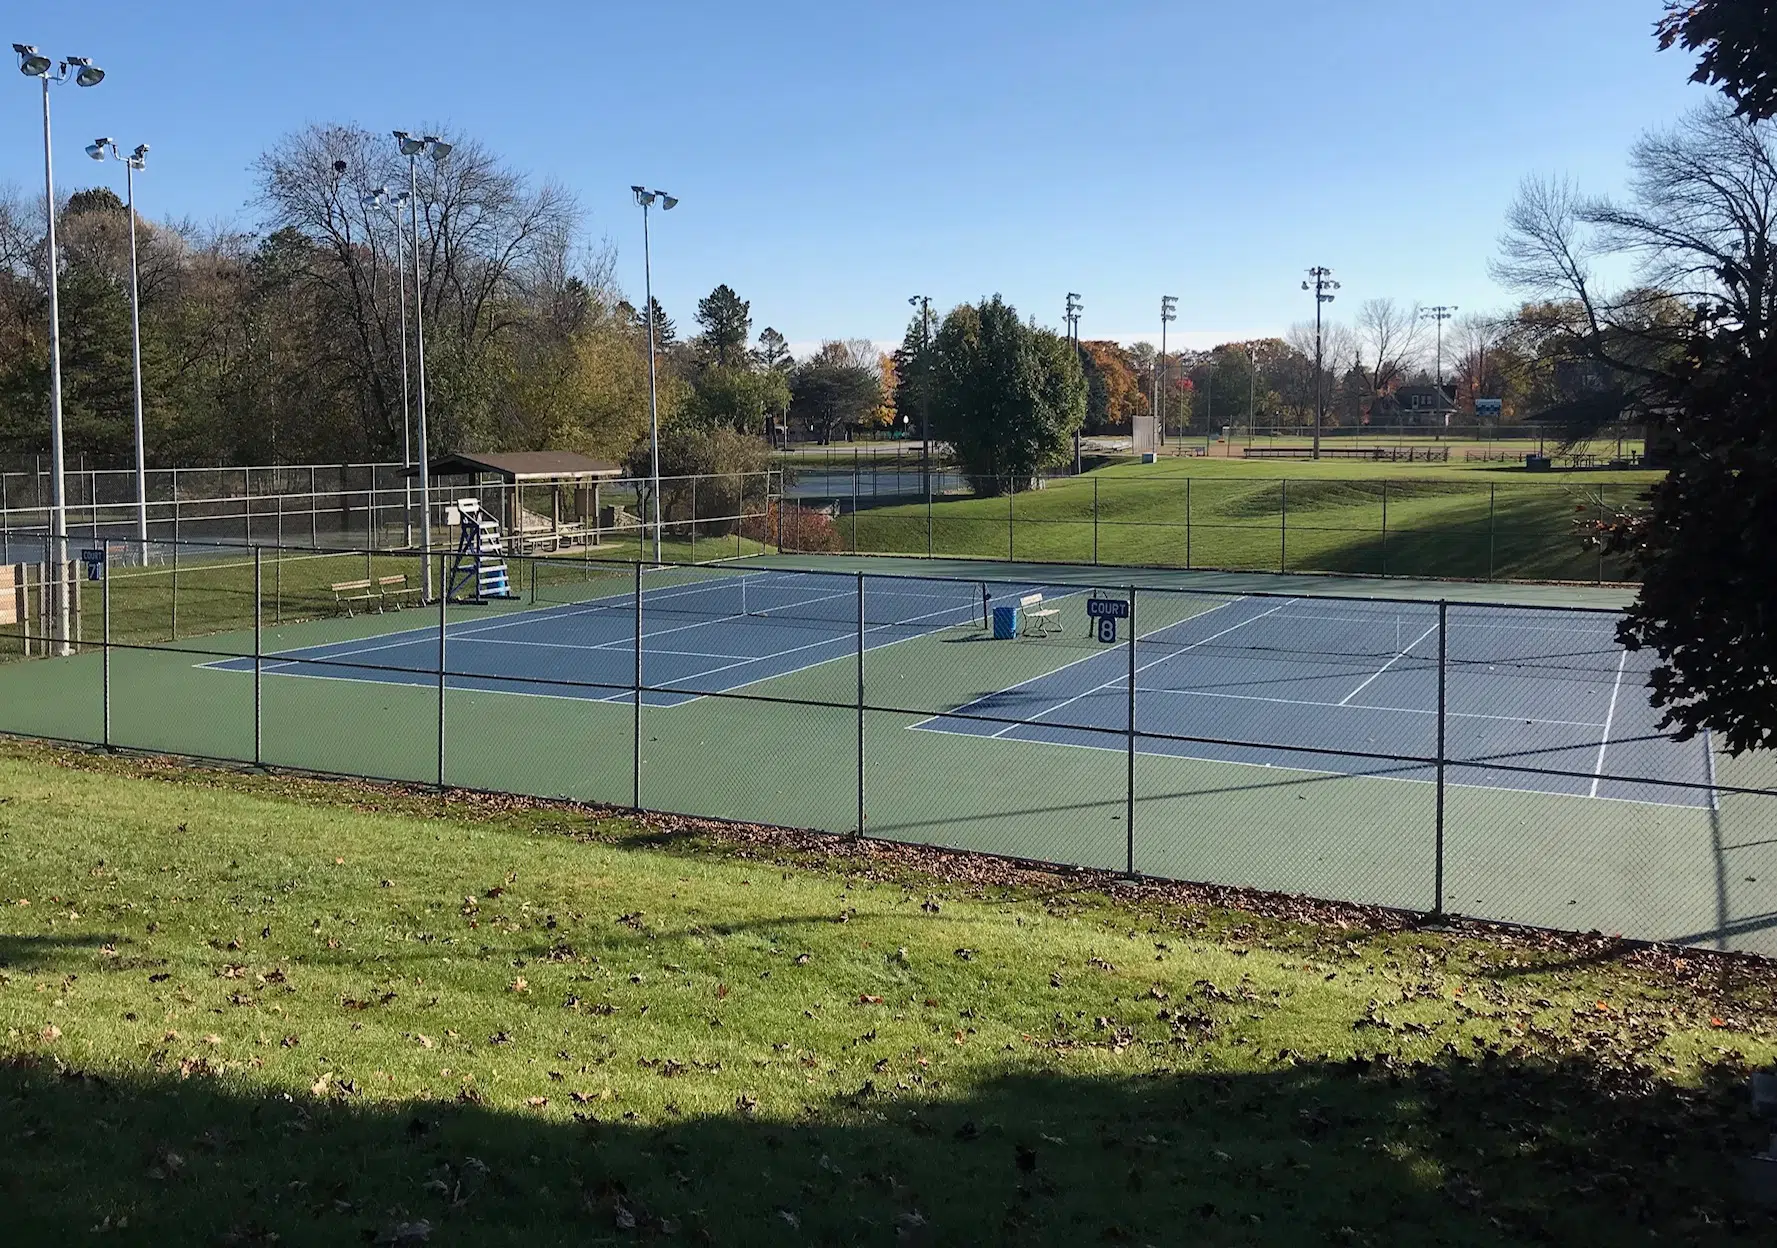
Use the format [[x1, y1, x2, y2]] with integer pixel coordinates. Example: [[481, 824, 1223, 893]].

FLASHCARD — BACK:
[[2, 1046, 1769, 1246], [0, 933, 117, 971]]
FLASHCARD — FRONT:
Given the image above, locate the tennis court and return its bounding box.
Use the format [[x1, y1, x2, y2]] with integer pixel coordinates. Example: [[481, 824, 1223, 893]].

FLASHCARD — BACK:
[[206, 567, 1706, 809], [1, 551, 1771, 954]]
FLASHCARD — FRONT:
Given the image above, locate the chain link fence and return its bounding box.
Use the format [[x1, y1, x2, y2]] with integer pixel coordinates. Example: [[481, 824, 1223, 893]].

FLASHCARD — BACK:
[[1, 535, 1770, 956]]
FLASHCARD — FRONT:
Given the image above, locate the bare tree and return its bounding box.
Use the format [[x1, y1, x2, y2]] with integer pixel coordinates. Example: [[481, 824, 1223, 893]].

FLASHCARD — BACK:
[[1353, 297, 1425, 396]]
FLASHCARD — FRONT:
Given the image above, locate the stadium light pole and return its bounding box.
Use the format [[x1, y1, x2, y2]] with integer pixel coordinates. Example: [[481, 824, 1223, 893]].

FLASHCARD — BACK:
[[393, 131, 450, 599], [908, 294, 934, 493], [1422, 304, 1458, 430], [87, 137, 149, 552], [1065, 292, 1082, 472], [16, 44, 104, 654], [1158, 295, 1177, 448], [1303, 267, 1339, 460], [633, 186, 678, 565], [362, 185, 416, 547], [1245, 343, 1259, 446]]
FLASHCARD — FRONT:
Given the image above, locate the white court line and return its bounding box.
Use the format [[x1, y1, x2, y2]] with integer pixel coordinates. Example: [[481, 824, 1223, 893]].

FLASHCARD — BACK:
[[907, 720, 1712, 812], [592, 586, 1008, 705], [1588, 648, 1631, 799], [912, 597, 1248, 729], [455, 635, 752, 661], [988, 599, 1296, 739], [248, 574, 853, 673], [1129, 684, 1605, 729], [1338, 621, 1441, 706]]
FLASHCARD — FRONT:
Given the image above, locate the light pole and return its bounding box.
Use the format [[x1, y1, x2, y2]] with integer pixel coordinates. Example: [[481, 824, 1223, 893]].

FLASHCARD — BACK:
[[1065, 292, 1082, 472], [632, 186, 678, 565], [15, 44, 104, 654], [908, 294, 934, 493], [393, 131, 450, 598], [1422, 304, 1458, 432], [1158, 295, 1176, 448], [363, 185, 415, 546], [1303, 267, 1339, 460], [87, 138, 149, 553], [1246, 343, 1259, 446]]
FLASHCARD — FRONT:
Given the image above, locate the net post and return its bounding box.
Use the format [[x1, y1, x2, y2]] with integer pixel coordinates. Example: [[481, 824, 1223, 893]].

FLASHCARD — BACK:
[[1434, 599, 1448, 918], [253, 546, 262, 766], [436, 557, 447, 790], [691, 476, 698, 565], [632, 561, 643, 810], [1595, 485, 1606, 584], [1007, 485, 1014, 562], [170, 539, 178, 640], [101, 543, 111, 749], [1126, 585, 1138, 876], [856, 571, 866, 838]]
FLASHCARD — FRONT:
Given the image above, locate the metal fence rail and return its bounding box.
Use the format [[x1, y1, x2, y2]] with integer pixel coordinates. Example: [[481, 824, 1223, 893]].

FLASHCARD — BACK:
[[778, 474, 1648, 584], [1, 534, 1770, 957], [0, 463, 782, 567]]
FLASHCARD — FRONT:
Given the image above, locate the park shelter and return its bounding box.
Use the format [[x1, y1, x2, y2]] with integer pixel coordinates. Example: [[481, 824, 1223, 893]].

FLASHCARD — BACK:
[[407, 451, 625, 553]]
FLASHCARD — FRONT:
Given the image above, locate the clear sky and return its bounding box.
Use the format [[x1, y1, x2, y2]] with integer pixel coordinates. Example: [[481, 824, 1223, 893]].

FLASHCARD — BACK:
[[3, 0, 1709, 354]]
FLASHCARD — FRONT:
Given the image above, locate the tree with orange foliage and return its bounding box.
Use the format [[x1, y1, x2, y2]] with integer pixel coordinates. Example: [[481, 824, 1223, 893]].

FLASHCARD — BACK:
[[1078, 340, 1149, 433]]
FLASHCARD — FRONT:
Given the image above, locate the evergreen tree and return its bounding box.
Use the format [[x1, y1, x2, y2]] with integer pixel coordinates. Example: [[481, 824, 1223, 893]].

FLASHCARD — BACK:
[[752, 327, 793, 372], [694, 284, 751, 368]]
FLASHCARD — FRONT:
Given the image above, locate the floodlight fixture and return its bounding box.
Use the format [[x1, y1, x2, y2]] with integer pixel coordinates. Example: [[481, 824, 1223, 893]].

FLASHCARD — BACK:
[[14, 44, 53, 76], [660, 194, 678, 210], [424, 137, 451, 161], [65, 56, 103, 86], [86, 137, 109, 160], [130, 143, 147, 164], [393, 129, 425, 156]]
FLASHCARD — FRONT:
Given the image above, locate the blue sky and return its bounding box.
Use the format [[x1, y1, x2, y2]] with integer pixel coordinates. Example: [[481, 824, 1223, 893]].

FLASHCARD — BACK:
[[4, 1, 1708, 353]]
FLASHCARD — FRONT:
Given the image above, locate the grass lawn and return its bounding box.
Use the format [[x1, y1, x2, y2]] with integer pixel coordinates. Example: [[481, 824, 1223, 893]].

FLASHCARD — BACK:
[[2, 740, 1775, 1245], [831, 459, 1662, 583]]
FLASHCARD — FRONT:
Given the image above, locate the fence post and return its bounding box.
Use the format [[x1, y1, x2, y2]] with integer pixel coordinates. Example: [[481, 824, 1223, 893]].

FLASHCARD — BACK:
[[1126, 586, 1138, 875], [1595, 485, 1606, 584], [1185, 478, 1192, 570], [851, 461, 859, 553], [1487, 484, 1496, 581], [274, 546, 282, 626], [170, 540, 179, 640], [1434, 599, 1447, 918], [253, 547, 263, 766], [691, 476, 697, 565], [310, 467, 319, 547], [436, 560, 447, 790], [632, 561, 643, 810], [857, 571, 866, 837], [1380, 479, 1389, 576], [1279, 479, 1288, 573], [1092, 477, 1099, 566], [925, 456, 934, 558], [1007, 486, 1014, 562], [101, 546, 111, 749], [243, 468, 253, 547]]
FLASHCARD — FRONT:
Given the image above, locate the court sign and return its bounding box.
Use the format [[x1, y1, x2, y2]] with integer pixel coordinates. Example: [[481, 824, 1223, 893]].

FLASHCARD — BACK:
[[80, 548, 105, 581], [1087, 596, 1130, 643]]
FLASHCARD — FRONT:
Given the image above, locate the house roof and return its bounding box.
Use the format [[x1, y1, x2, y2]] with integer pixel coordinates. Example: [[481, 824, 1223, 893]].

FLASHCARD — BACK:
[[404, 451, 625, 483]]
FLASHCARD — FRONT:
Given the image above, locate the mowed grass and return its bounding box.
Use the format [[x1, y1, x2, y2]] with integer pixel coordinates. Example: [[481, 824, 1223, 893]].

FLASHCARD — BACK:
[[839, 459, 1662, 582], [2, 741, 1776, 1245]]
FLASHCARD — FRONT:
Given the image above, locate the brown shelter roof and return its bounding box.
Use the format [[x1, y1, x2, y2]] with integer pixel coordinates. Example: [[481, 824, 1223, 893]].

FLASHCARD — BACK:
[[404, 451, 625, 482]]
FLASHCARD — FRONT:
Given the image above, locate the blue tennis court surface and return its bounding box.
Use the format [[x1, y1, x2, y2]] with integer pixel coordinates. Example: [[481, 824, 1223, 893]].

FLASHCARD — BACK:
[[916, 593, 1710, 807], [207, 570, 1008, 706], [208, 569, 1709, 809]]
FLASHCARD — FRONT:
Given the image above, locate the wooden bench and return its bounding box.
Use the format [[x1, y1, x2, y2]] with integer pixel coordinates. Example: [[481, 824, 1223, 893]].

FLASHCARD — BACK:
[[377, 574, 423, 610], [1019, 592, 1061, 637], [331, 578, 379, 616]]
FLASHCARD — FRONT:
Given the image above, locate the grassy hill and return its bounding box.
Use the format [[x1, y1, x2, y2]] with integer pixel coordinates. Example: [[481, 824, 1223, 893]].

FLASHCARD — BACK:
[[2, 740, 1773, 1245]]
